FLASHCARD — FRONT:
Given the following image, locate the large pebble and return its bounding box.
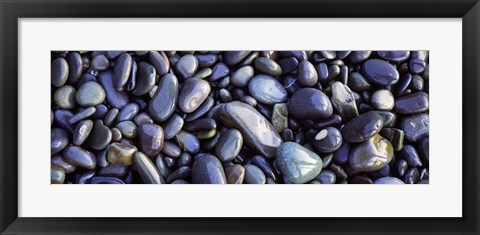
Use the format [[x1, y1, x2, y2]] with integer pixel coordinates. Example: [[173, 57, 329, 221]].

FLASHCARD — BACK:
[[297, 60, 318, 87], [191, 154, 227, 184], [231, 66, 254, 88], [254, 57, 282, 76], [349, 134, 393, 171], [176, 54, 198, 79], [219, 101, 282, 158], [149, 51, 170, 76], [178, 77, 211, 113], [86, 120, 112, 150], [288, 88, 333, 120], [149, 73, 179, 122], [275, 142, 323, 184], [54, 85, 76, 109], [51, 128, 69, 155]]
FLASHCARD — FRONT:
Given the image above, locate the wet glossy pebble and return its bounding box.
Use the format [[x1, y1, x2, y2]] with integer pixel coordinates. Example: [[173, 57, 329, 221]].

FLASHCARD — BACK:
[[163, 113, 184, 139], [196, 54, 217, 68], [177, 152, 192, 167], [350, 175, 373, 184], [254, 57, 282, 76], [68, 107, 96, 124], [178, 77, 211, 113], [104, 108, 119, 127], [379, 128, 404, 151], [349, 134, 393, 171], [278, 57, 299, 74], [63, 146, 97, 170], [88, 176, 125, 184], [149, 51, 170, 76], [73, 119, 93, 146], [107, 142, 137, 166], [399, 145, 422, 167], [113, 53, 132, 91], [371, 89, 394, 111], [330, 82, 359, 121], [377, 51, 410, 62], [86, 120, 112, 150], [315, 169, 336, 184], [348, 72, 371, 92], [348, 51, 372, 64], [366, 110, 396, 127], [248, 75, 287, 105], [54, 85, 77, 109], [176, 54, 198, 79], [67, 52, 83, 84], [116, 103, 139, 122], [275, 142, 323, 184], [155, 153, 172, 178], [333, 142, 350, 165], [149, 73, 179, 122], [98, 70, 129, 108], [394, 92, 429, 114], [341, 112, 383, 143], [191, 154, 227, 184], [162, 140, 181, 158], [91, 55, 109, 71], [419, 137, 429, 163], [51, 128, 69, 155], [395, 159, 408, 177], [134, 152, 165, 184], [244, 165, 266, 184], [76, 81, 106, 107], [289, 88, 333, 120], [51, 58, 69, 87], [374, 177, 405, 184], [116, 121, 138, 139], [183, 118, 216, 132], [224, 51, 251, 66], [225, 164, 245, 184], [184, 96, 214, 122], [219, 101, 282, 158], [132, 62, 156, 96], [138, 123, 164, 158], [401, 113, 429, 142], [215, 129, 243, 162], [409, 59, 427, 74], [175, 130, 200, 154], [297, 60, 318, 87], [312, 127, 342, 153], [362, 59, 400, 86], [51, 164, 66, 184], [210, 62, 229, 81]]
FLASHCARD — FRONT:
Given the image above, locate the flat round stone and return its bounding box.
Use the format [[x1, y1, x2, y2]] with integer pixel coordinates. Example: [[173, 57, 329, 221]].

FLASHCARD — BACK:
[[117, 103, 140, 122], [248, 74, 287, 105], [371, 89, 395, 111], [374, 177, 405, 184], [176, 54, 198, 79], [231, 66, 254, 88], [289, 88, 333, 120], [91, 55, 109, 71], [63, 146, 97, 170], [312, 127, 343, 153], [394, 92, 429, 114], [276, 142, 323, 184], [362, 59, 399, 86], [175, 130, 200, 154], [76, 81, 106, 107]]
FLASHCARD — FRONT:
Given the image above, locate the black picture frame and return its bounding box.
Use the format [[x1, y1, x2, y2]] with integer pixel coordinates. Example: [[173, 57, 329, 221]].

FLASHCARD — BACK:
[[1, 0, 479, 234]]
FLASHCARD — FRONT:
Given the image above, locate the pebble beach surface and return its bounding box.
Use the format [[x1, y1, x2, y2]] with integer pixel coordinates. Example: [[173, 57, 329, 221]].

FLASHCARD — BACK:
[[51, 50, 429, 184]]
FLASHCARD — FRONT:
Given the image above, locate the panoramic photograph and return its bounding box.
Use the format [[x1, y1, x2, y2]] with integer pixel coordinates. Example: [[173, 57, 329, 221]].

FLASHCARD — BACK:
[[51, 50, 429, 184]]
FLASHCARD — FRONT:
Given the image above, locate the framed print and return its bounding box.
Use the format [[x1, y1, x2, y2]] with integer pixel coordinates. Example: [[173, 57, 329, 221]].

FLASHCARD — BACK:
[[1, 0, 479, 234]]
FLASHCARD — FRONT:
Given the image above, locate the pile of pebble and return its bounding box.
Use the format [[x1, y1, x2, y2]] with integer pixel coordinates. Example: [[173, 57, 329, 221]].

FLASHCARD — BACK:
[[51, 50, 429, 184]]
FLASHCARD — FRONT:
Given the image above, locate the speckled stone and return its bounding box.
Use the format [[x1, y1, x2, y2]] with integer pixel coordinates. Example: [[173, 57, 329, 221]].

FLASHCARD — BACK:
[[244, 164, 266, 184], [275, 142, 323, 184]]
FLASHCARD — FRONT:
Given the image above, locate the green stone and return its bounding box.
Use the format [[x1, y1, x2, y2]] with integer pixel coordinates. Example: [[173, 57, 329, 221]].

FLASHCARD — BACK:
[[107, 142, 138, 166], [76, 81, 106, 107], [51, 164, 65, 184], [349, 134, 394, 172], [271, 103, 288, 133], [275, 142, 323, 184], [54, 85, 77, 109]]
